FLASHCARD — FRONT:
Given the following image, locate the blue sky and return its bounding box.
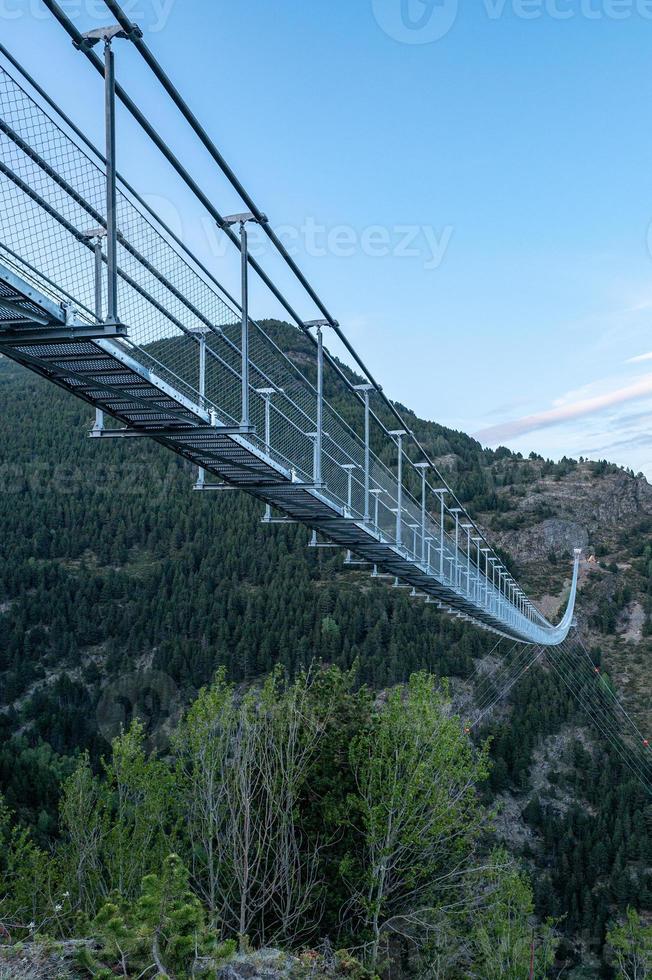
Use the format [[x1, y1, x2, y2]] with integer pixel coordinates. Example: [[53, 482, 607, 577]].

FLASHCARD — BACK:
[[6, 0, 652, 475]]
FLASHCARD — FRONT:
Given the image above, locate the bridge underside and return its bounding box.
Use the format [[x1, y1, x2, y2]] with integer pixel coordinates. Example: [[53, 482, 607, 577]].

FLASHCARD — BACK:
[[0, 262, 565, 645]]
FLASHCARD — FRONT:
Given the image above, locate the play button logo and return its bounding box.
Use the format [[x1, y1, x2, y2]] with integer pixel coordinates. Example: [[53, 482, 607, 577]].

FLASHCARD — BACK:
[[372, 0, 459, 43]]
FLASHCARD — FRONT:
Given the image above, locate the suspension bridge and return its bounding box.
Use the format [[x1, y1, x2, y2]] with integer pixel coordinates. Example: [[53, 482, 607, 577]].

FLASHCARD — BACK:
[[3, 2, 652, 794], [1, 7, 578, 652]]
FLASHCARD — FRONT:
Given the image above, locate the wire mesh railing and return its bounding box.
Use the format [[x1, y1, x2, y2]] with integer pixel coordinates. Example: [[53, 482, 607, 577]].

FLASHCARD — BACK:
[[0, 53, 578, 645]]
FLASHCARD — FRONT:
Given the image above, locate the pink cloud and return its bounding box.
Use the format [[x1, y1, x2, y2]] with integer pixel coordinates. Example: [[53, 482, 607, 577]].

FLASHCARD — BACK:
[[475, 375, 652, 445]]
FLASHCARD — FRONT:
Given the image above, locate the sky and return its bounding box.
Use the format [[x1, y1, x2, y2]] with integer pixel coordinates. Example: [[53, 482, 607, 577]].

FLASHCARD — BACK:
[[4, 0, 652, 475]]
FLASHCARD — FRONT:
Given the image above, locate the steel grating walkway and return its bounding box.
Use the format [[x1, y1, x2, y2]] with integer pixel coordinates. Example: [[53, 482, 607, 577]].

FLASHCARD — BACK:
[[0, 46, 580, 646], [0, 262, 580, 646]]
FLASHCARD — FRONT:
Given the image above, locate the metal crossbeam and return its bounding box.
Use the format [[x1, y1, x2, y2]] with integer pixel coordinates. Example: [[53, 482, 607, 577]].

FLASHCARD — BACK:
[[0, 50, 581, 647]]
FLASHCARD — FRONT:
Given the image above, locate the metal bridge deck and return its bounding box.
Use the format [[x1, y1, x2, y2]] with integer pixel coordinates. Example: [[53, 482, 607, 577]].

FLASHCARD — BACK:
[[0, 44, 579, 646], [0, 266, 575, 645]]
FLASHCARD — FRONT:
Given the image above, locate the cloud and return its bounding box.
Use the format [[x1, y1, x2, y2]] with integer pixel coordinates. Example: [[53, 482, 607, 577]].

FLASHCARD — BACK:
[[627, 351, 652, 364], [588, 433, 652, 454], [475, 373, 652, 445]]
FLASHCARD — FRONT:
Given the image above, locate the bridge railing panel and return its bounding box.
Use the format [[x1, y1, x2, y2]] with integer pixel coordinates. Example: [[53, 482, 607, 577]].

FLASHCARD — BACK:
[[0, 54, 580, 643]]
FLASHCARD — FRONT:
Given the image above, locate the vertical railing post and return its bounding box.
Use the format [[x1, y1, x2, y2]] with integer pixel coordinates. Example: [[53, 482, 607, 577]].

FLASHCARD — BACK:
[[472, 536, 482, 602], [434, 489, 447, 581], [370, 487, 384, 579], [83, 228, 107, 431], [308, 432, 319, 484], [462, 523, 472, 596], [415, 462, 429, 564], [389, 430, 407, 548], [240, 222, 249, 427], [342, 463, 357, 517], [316, 324, 323, 484], [408, 523, 419, 558], [195, 326, 207, 488], [93, 234, 105, 431], [481, 548, 490, 606], [198, 329, 207, 408], [306, 320, 333, 487], [93, 236, 103, 330], [489, 558, 498, 614], [79, 25, 141, 325], [450, 508, 462, 588], [255, 386, 277, 522], [370, 488, 384, 537], [103, 39, 118, 324], [425, 536, 433, 572], [354, 384, 374, 522], [222, 212, 268, 431], [342, 462, 357, 563]]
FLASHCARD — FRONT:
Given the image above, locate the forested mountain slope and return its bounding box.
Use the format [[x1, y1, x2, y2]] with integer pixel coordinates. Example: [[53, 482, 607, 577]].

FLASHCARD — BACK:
[[0, 322, 651, 975]]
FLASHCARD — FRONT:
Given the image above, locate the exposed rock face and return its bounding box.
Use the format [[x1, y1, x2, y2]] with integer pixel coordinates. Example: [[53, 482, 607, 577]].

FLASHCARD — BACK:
[[214, 948, 370, 978], [489, 466, 652, 563], [0, 940, 92, 979], [0, 943, 371, 980], [503, 517, 588, 562], [618, 601, 646, 644], [217, 949, 297, 979]]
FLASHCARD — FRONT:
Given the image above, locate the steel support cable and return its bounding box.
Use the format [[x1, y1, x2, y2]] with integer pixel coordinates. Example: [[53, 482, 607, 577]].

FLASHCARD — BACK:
[[546, 641, 652, 793], [471, 632, 578, 724], [0, 115, 230, 337], [95, 6, 570, 625], [35, 0, 338, 378], [546, 647, 652, 792], [0, 142, 293, 423], [557, 636, 645, 746], [34, 3, 382, 435], [553, 638, 652, 786], [0, 168, 228, 401], [466, 639, 522, 710], [471, 642, 543, 718], [0, 42, 241, 313], [0, 159, 242, 407], [99, 0, 534, 580], [40, 0, 546, 611], [559, 637, 652, 767], [0, 242, 96, 322], [0, 88, 366, 469], [13, 12, 569, 633], [470, 641, 538, 716], [99, 0, 406, 409], [3, 30, 430, 544], [0, 43, 395, 476], [470, 647, 546, 730], [574, 631, 650, 745], [464, 637, 506, 684]]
